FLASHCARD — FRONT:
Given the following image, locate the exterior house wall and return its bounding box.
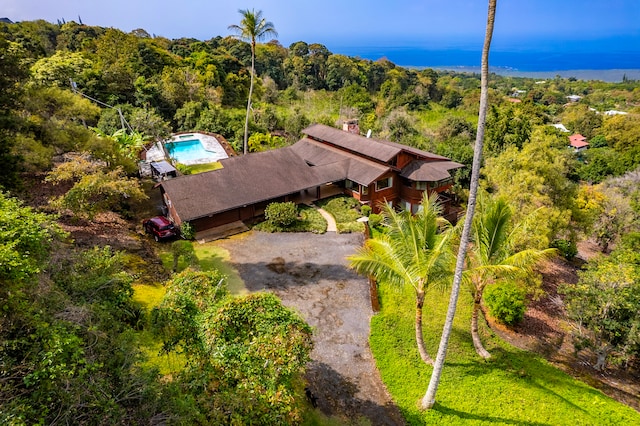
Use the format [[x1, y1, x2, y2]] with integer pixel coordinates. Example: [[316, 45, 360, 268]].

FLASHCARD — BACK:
[[396, 152, 415, 169], [369, 172, 399, 212], [192, 209, 242, 231], [399, 184, 425, 205]]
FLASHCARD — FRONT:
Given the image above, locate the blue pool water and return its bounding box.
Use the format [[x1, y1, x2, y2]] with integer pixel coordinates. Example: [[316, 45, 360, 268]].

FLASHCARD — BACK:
[[166, 139, 217, 164]]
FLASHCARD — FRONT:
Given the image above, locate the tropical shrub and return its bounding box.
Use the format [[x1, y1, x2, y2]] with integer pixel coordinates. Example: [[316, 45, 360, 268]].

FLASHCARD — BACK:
[[368, 213, 383, 228], [551, 239, 578, 260], [484, 281, 527, 325], [265, 201, 298, 227]]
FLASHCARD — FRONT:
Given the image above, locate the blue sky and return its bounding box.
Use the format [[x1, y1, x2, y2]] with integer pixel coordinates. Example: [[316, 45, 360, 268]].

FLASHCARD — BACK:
[[4, 0, 640, 54]]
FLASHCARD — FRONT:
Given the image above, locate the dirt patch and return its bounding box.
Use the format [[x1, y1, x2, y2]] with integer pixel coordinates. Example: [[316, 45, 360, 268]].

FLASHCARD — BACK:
[[216, 231, 405, 425]]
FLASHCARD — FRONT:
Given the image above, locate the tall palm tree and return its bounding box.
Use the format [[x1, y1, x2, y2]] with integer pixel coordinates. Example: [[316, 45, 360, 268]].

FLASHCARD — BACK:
[[466, 195, 556, 359], [228, 9, 277, 155], [422, 0, 498, 410], [349, 193, 455, 365]]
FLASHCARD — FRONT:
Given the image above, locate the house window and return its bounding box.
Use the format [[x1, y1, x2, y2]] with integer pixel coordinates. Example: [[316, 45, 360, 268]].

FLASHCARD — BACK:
[[376, 177, 393, 191], [361, 185, 369, 195], [415, 181, 428, 190], [345, 179, 355, 190]]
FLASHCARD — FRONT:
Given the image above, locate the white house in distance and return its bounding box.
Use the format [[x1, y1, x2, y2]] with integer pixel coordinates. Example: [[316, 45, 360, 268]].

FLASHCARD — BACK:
[[569, 134, 589, 152], [552, 123, 570, 133], [604, 110, 629, 116]]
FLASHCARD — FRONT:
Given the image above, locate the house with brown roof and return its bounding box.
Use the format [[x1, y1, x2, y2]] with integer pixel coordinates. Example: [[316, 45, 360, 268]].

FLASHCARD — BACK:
[[159, 123, 464, 237]]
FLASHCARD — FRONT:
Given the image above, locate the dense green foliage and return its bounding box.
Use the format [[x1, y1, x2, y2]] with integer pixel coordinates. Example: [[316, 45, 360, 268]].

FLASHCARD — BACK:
[[153, 270, 313, 424], [1, 230, 175, 424], [45, 153, 148, 218], [265, 201, 299, 227], [483, 281, 527, 325], [560, 241, 640, 370]]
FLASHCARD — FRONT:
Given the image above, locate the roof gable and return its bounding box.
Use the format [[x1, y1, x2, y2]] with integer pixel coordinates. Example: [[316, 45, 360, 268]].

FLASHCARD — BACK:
[[400, 160, 465, 181], [302, 123, 401, 163], [302, 123, 451, 163]]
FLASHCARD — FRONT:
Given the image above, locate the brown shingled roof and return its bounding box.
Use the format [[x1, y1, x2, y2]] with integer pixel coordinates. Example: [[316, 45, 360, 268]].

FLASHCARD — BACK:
[[400, 160, 465, 181], [302, 123, 401, 162], [160, 147, 345, 221], [290, 138, 390, 185], [302, 123, 451, 162]]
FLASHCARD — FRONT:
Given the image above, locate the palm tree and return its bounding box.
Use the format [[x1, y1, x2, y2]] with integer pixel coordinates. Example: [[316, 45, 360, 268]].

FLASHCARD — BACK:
[[349, 193, 455, 365], [228, 9, 277, 155], [466, 195, 556, 359], [422, 0, 498, 410]]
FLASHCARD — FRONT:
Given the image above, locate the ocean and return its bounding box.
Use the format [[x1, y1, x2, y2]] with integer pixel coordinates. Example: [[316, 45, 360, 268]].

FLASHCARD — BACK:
[[332, 46, 640, 82]]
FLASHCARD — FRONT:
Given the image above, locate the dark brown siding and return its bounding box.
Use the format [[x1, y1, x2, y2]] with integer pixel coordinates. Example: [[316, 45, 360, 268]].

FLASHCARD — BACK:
[[396, 152, 415, 169], [192, 209, 242, 231], [369, 172, 399, 212], [399, 185, 425, 205]]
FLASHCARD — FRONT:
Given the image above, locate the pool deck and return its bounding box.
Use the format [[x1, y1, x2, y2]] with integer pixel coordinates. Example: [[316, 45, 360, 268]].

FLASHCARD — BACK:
[[145, 132, 232, 166]]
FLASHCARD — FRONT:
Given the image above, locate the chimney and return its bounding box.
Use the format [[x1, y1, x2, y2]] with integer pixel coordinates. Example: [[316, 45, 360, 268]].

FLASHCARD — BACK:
[[342, 119, 360, 135]]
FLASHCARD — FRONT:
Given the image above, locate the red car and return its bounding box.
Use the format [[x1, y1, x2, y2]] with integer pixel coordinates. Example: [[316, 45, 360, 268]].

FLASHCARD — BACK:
[[143, 216, 178, 241]]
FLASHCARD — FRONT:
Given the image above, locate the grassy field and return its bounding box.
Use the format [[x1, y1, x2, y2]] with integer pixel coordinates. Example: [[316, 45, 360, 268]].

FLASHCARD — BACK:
[[180, 161, 223, 174], [370, 281, 640, 425]]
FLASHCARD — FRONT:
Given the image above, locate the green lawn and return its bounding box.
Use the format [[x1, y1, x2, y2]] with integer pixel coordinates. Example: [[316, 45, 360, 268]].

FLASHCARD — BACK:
[[371, 280, 640, 425], [180, 161, 223, 174], [157, 240, 247, 295]]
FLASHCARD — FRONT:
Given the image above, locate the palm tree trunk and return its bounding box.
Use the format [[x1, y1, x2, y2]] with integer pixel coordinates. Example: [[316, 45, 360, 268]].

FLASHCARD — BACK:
[[471, 291, 492, 359], [422, 0, 497, 410], [416, 290, 434, 365], [243, 42, 256, 155]]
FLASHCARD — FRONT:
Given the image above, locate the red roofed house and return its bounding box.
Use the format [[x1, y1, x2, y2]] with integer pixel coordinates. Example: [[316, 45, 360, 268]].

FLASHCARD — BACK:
[[569, 134, 589, 152], [159, 123, 464, 238]]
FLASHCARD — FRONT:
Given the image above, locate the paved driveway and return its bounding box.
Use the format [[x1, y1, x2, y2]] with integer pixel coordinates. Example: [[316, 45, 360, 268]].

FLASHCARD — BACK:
[[216, 231, 405, 425]]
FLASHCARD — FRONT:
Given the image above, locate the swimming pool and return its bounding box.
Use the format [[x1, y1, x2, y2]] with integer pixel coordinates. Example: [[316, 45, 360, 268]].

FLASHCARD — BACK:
[[160, 132, 230, 166], [165, 139, 211, 164]]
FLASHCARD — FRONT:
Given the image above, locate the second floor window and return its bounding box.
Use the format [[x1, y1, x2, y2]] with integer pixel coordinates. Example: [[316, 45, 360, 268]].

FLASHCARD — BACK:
[[376, 177, 393, 191]]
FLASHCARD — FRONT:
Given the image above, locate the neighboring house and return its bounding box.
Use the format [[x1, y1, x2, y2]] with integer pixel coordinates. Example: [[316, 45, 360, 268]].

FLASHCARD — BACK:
[[569, 133, 589, 152], [566, 95, 582, 103], [604, 110, 628, 116], [552, 123, 570, 133], [159, 123, 464, 236]]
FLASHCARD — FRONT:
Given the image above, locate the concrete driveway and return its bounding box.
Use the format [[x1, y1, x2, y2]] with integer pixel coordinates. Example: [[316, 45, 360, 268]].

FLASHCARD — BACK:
[[216, 231, 405, 425]]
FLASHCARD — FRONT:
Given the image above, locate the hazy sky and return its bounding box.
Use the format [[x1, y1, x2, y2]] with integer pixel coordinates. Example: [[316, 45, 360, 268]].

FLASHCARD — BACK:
[[4, 0, 640, 53]]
